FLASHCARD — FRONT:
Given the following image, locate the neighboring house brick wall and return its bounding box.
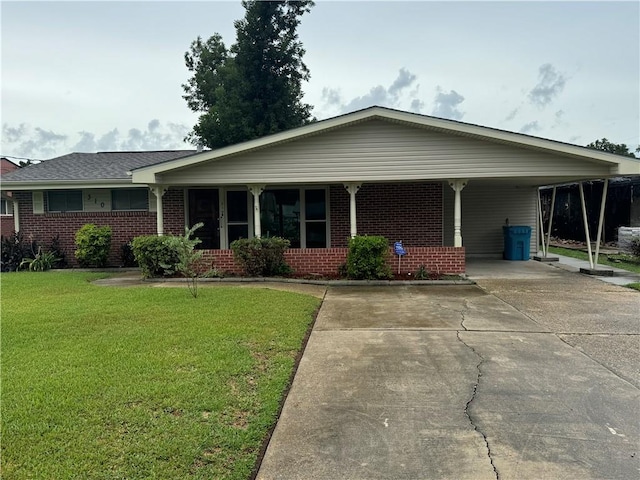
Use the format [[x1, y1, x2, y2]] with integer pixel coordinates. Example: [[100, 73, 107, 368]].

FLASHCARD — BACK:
[[330, 182, 443, 247], [14, 189, 185, 267]]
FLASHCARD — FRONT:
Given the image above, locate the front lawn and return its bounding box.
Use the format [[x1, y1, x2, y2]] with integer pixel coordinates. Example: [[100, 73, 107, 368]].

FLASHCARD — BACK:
[[1, 272, 320, 479]]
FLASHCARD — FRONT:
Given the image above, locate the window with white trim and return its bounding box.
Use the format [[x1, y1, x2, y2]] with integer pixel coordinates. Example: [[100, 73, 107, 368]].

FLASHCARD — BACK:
[[47, 190, 83, 212], [112, 188, 149, 211], [0, 198, 11, 215]]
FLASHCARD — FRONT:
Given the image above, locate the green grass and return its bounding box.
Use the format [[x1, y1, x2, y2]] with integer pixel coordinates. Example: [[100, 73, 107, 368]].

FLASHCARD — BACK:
[[548, 246, 640, 274], [626, 282, 640, 291], [1, 272, 320, 479]]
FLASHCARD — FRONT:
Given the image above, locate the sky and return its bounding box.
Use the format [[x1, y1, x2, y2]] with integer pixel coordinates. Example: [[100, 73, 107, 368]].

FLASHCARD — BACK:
[[1, 0, 639, 162]]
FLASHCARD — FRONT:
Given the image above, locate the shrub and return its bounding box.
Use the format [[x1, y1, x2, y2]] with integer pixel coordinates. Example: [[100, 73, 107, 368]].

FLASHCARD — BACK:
[[74, 224, 112, 267], [157, 224, 204, 298], [131, 235, 180, 278], [49, 235, 67, 269], [20, 247, 59, 272], [631, 238, 640, 259], [1, 231, 31, 272], [231, 237, 291, 277], [345, 235, 392, 280]]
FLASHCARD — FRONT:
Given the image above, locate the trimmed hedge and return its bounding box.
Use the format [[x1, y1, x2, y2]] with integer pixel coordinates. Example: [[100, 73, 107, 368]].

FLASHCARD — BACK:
[[131, 235, 181, 278], [74, 224, 112, 268], [345, 235, 393, 280], [230, 237, 291, 277]]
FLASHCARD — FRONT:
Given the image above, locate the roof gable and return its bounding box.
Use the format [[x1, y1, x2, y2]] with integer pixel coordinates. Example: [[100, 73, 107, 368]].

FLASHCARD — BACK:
[[131, 106, 640, 184]]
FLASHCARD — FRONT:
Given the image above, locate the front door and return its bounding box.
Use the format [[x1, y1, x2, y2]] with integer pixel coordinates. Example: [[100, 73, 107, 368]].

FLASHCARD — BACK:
[[188, 189, 220, 249]]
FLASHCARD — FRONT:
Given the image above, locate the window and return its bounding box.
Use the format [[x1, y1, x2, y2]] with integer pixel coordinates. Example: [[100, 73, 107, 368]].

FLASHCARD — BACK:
[[259, 188, 328, 248], [47, 190, 83, 212], [304, 189, 327, 248], [112, 189, 148, 211], [0, 198, 11, 215], [261, 189, 301, 248], [226, 190, 249, 244]]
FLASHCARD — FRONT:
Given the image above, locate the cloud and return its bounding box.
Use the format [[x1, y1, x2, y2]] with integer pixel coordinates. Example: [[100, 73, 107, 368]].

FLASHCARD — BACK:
[[320, 68, 425, 115], [505, 108, 520, 122], [432, 88, 465, 120], [528, 63, 566, 107], [519, 121, 540, 134], [2, 120, 191, 159]]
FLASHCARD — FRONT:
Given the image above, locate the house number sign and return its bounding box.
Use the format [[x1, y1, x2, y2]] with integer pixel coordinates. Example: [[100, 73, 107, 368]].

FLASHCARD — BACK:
[[84, 190, 111, 212]]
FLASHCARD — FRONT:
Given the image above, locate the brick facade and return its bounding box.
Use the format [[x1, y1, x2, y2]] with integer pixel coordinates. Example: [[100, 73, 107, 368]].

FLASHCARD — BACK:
[[330, 183, 443, 247], [200, 246, 465, 277], [13, 189, 185, 267], [12, 183, 464, 274]]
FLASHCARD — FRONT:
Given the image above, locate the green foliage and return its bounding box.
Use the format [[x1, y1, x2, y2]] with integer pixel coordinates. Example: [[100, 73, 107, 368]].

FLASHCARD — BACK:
[[1, 231, 31, 272], [159, 223, 204, 298], [48, 235, 67, 268], [630, 238, 640, 259], [131, 235, 180, 278], [414, 265, 430, 280], [345, 235, 393, 280], [586, 138, 638, 158], [231, 236, 291, 277], [74, 224, 112, 267], [131, 224, 204, 297], [182, 0, 314, 149], [19, 246, 59, 272]]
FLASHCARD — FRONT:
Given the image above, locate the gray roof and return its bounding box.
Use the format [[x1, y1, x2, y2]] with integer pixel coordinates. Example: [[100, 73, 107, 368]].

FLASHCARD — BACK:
[[0, 150, 197, 183]]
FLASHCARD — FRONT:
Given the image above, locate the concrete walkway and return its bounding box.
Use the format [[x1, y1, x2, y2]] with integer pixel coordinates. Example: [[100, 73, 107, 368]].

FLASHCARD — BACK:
[[257, 261, 639, 480]]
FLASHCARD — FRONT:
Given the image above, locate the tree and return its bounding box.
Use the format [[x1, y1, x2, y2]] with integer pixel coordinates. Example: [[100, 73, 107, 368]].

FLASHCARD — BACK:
[[182, 0, 314, 149], [586, 138, 638, 158]]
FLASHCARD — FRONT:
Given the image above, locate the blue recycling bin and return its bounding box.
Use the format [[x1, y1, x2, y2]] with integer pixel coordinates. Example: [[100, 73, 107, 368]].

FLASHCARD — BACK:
[[503, 226, 532, 260]]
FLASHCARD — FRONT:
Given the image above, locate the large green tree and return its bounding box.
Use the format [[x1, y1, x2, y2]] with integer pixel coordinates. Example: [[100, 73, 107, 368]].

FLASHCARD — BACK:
[[586, 138, 638, 158], [182, 0, 314, 149]]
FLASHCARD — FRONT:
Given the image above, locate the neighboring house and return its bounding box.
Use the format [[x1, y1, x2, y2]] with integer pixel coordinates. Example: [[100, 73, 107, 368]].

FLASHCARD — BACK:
[[1, 106, 639, 274], [1, 158, 20, 237]]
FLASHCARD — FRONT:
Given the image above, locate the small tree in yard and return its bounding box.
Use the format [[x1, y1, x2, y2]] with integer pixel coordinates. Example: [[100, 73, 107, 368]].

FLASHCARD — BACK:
[[159, 223, 204, 298], [75, 224, 112, 268]]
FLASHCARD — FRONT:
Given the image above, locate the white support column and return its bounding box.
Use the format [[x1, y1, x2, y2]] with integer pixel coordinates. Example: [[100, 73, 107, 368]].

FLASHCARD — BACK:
[[151, 186, 168, 236], [545, 187, 557, 257], [537, 189, 546, 257], [12, 198, 20, 232], [448, 179, 468, 248], [343, 183, 362, 238], [593, 179, 609, 267], [578, 182, 594, 269], [248, 185, 265, 238]]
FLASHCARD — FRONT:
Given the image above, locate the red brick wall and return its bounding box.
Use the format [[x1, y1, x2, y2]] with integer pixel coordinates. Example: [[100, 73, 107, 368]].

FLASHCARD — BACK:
[[1, 214, 14, 237], [14, 190, 185, 267], [330, 183, 443, 247], [200, 246, 465, 277]]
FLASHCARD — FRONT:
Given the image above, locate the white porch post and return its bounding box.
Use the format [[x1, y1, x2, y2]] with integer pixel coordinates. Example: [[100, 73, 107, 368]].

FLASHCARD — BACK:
[[151, 186, 168, 236], [343, 183, 362, 238], [12, 199, 20, 232], [248, 185, 265, 238], [593, 179, 609, 266], [578, 182, 594, 269], [537, 189, 546, 257], [448, 179, 468, 247], [545, 186, 557, 257]]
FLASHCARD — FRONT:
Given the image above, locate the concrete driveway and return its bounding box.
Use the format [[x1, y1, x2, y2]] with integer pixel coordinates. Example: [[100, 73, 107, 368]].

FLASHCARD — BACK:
[[257, 261, 639, 480]]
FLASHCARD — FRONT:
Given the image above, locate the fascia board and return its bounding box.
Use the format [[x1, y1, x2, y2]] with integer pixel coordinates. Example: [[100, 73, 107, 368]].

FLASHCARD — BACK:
[[0, 179, 134, 192]]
